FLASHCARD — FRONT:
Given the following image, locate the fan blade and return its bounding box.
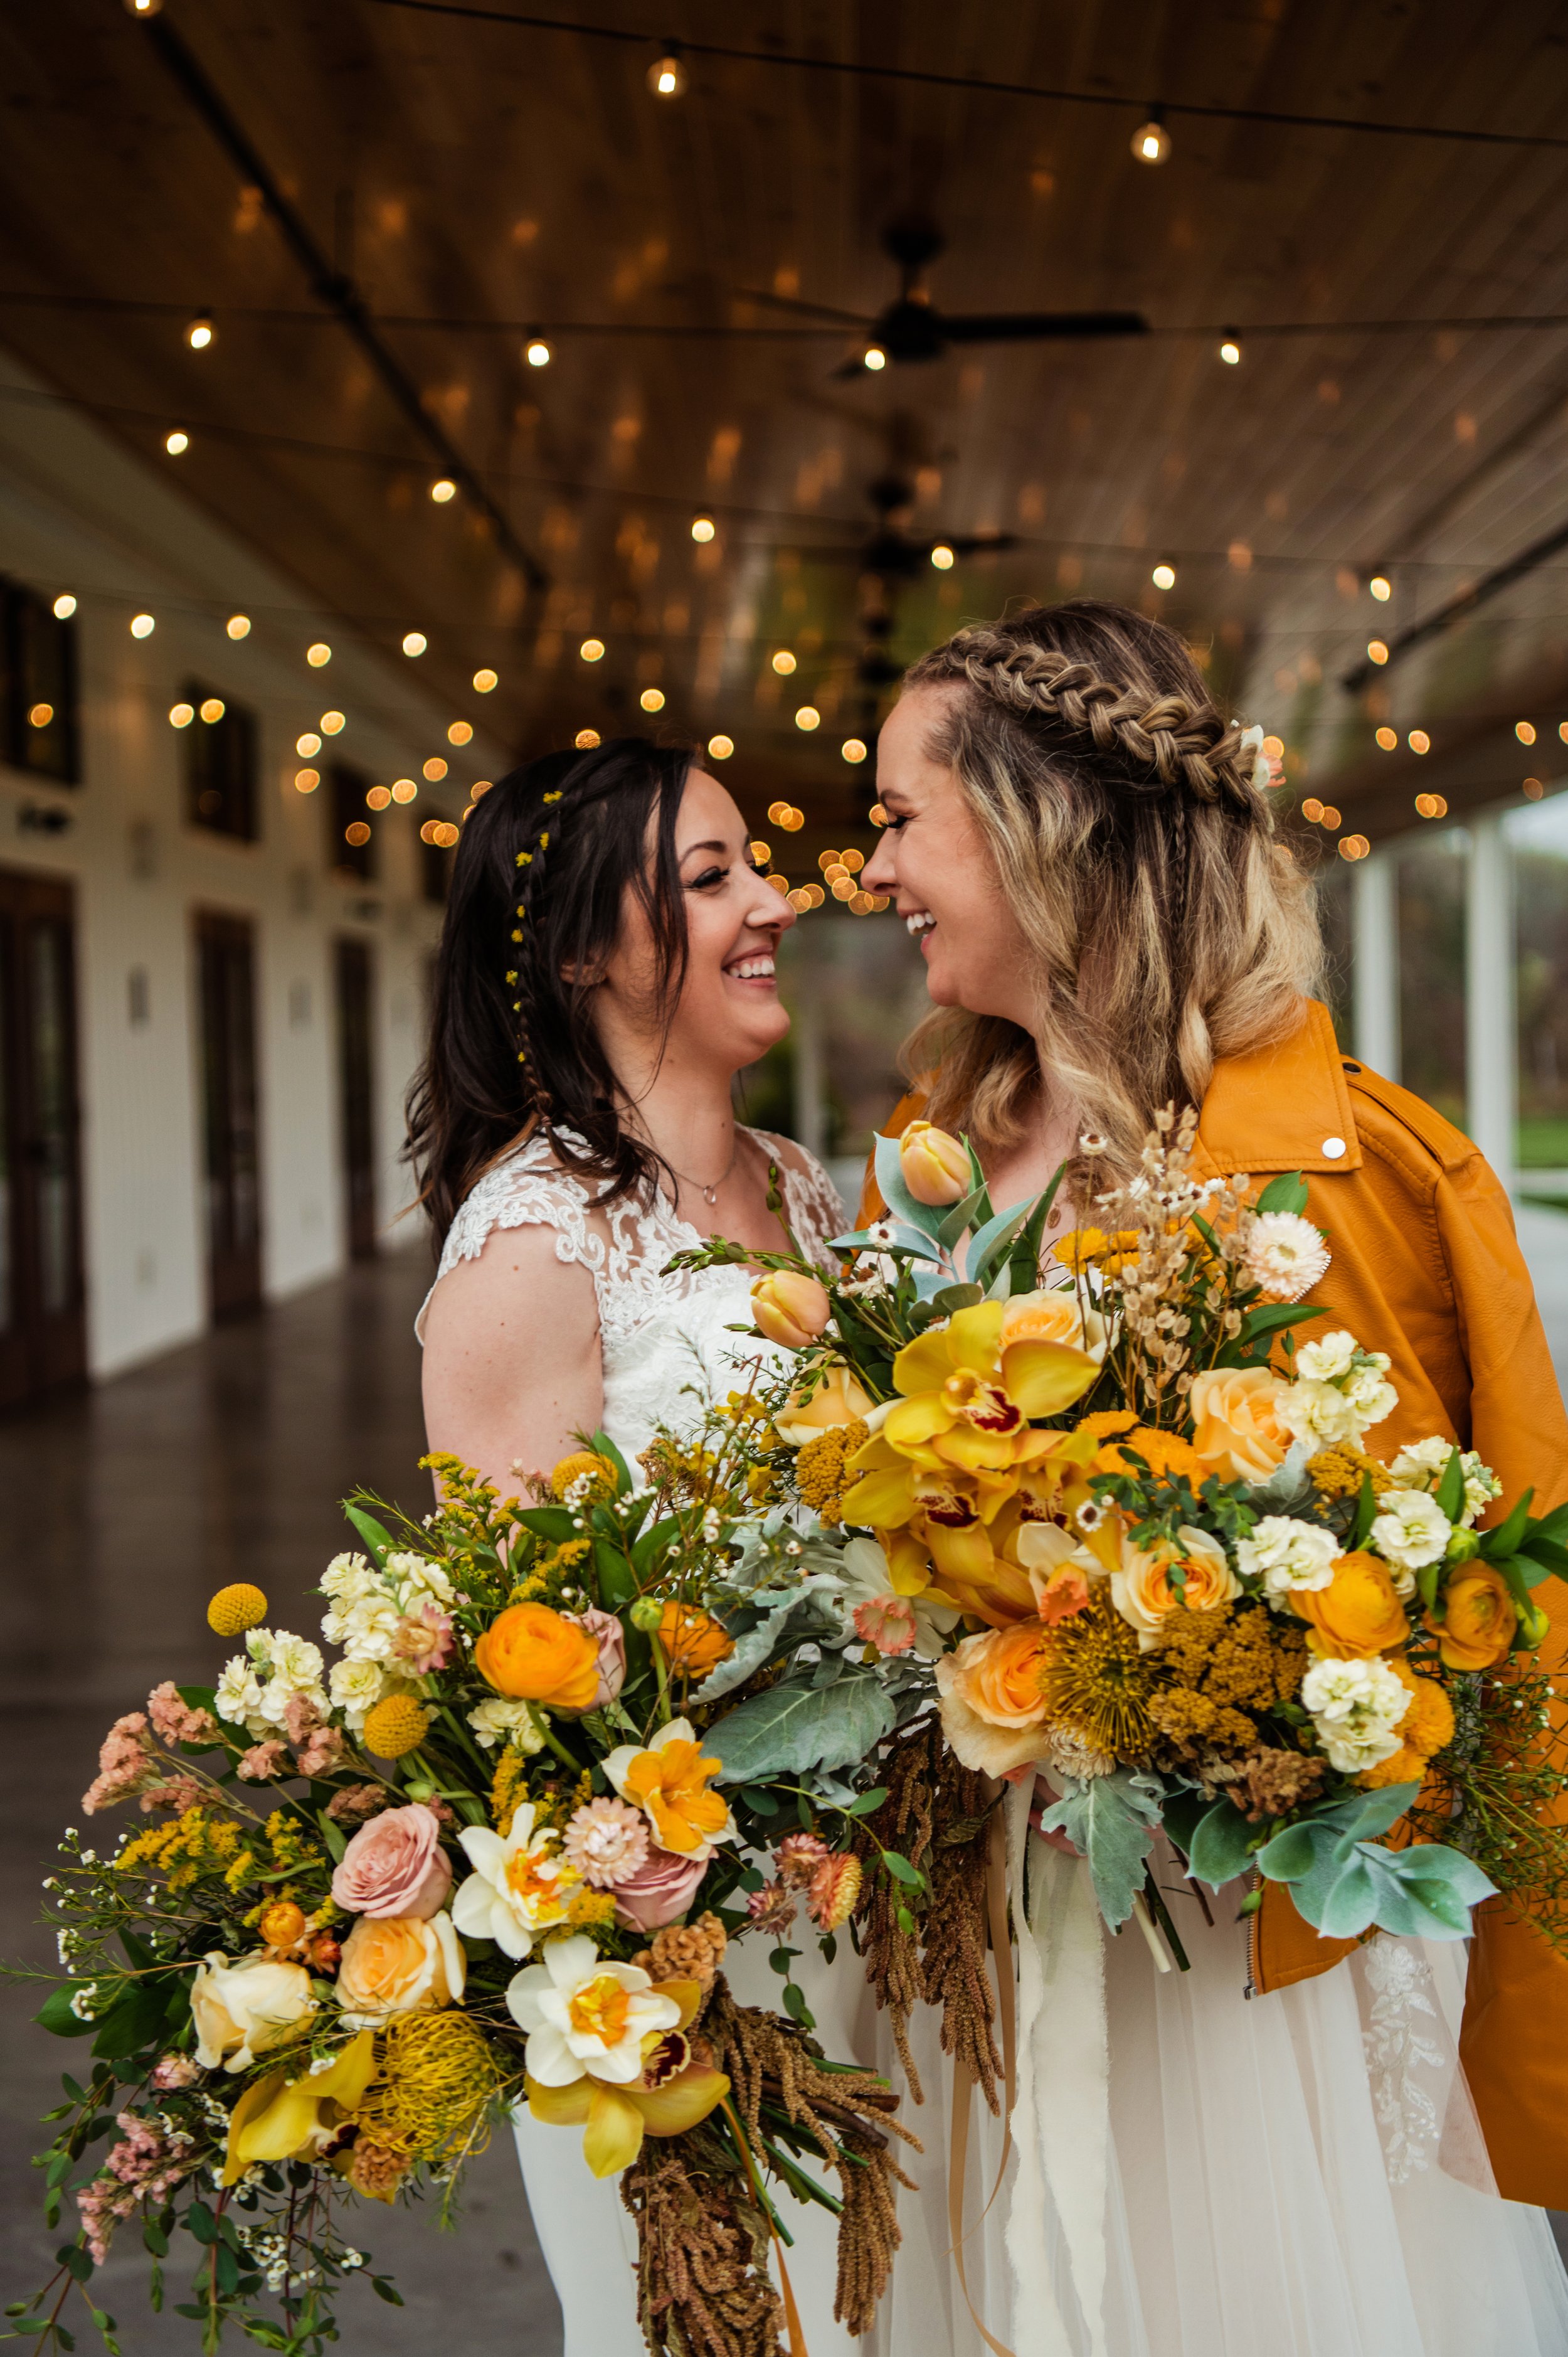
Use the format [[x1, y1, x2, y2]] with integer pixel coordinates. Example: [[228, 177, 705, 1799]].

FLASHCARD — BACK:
[[736, 286, 874, 327], [939, 309, 1149, 344], [945, 532, 1021, 556]]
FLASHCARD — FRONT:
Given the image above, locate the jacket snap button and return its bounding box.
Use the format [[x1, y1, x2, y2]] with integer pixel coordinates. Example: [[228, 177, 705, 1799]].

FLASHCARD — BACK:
[[1322, 1136, 1347, 1159]]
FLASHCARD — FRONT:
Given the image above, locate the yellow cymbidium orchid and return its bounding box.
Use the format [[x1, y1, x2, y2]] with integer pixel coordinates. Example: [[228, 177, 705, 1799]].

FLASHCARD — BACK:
[[221, 2030, 377, 2186], [875, 1301, 1100, 1479], [524, 1977, 729, 2177]]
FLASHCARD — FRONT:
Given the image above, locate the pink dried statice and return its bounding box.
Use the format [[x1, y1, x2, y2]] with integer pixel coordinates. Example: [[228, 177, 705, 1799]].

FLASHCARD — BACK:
[[151, 1775, 206, 1816], [236, 1740, 290, 1783], [283, 1691, 326, 1747], [746, 1880, 797, 1935], [77, 2112, 197, 2264], [150, 2053, 201, 2090], [326, 1783, 391, 1826], [774, 1831, 831, 1890], [295, 1725, 343, 1778], [146, 1683, 219, 1748], [563, 1796, 650, 1889], [82, 1713, 159, 1814]]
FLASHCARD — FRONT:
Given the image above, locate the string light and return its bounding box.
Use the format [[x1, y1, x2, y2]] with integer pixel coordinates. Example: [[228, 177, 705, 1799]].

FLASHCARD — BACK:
[[1301, 797, 1324, 822], [1366, 639, 1389, 665], [780, 806, 805, 830], [124, 0, 162, 15], [307, 642, 331, 666], [28, 709, 51, 737], [1408, 729, 1430, 754], [841, 737, 867, 763], [1369, 575, 1392, 601], [930, 544, 955, 570], [164, 430, 189, 456], [226, 613, 250, 639], [430, 479, 457, 503], [771, 650, 797, 674], [707, 733, 734, 759], [366, 785, 393, 811], [580, 637, 605, 662], [795, 705, 820, 732], [1415, 792, 1448, 819], [423, 755, 448, 780], [1218, 334, 1242, 366], [640, 686, 665, 711], [647, 48, 687, 96], [1131, 110, 1171, 165], [448, 720, 474, 745], [1375, 726, 1397, 750], [1559, 722, 1568, 743], [1339, 834, 1371, 860], [52, 593, 76, 619], [765, 872, 790, 895], [320, 711, 346, 735], [525, 339, 552, 367], [471, 780, 494, 798], [199, 697, 225, 724], [169, 702, 194, 729], [344, 821, 371, 846], [1262, 734, 1284, 760], [297, 733, 322, 757], [130, 613, 155, 638], [295, 768, 319, 793], [869, 801, 889, 826], [1524, 777, 1545, 799], [1516, 720, 1537, 744], [1152, 563, 1176, 590], [402, 631, 427, 657], [575, 728, 600, 749], [750, 839, 771, 865], [473, 668, 498, 692], [391, 778, 418, 802], [1320, 805, 1342, 828], [691, 516, 716, 543], [863, 346, 887, 371], [185, 314, 214, 351]]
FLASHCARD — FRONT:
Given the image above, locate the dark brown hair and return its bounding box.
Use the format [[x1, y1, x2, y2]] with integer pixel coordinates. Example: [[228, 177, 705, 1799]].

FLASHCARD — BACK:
[[405, 737, 696, 1242]]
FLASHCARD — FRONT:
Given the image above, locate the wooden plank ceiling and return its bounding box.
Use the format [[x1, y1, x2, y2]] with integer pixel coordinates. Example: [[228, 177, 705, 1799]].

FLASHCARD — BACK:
[[3, 0, 1568, 851]]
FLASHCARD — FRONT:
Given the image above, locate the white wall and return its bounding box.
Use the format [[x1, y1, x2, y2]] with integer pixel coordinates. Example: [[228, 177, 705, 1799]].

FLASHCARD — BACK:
[[0, 349, 501, 1379]]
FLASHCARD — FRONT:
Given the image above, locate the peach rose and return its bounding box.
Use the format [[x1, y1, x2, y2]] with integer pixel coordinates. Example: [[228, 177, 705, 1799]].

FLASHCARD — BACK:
[[335, 1912, 465, 2027], [750, 1270, 831, 1349], [474, 1602, 601, 1713], [1110, 1527, 1239, 1649], [898, 1120, 970, 1207], [936, 1625, 1051, 1778], [773, 1362, 875, 1449], [1188, 1368, 1293, 1485], [1291, 1550, 1409, 1659], [1000, 1289, 1108, 1364], [1433, 1561, 1518, 1672], [331, 1801, 452, 1920]]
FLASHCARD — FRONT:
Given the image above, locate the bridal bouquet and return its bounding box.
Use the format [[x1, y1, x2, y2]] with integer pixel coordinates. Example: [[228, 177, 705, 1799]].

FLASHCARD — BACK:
[[16, 1427, 926, 2357], [686, 1109, 1568, 1993]]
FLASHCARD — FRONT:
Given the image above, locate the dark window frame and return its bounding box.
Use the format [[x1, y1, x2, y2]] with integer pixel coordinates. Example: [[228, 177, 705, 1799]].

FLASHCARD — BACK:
[[182, 681, 259, 843], [329, 761, 376, 881], [2, 582, 80, 785]]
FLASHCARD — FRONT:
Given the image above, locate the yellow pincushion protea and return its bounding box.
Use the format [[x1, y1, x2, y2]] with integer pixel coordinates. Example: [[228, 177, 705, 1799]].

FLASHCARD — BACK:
[[208, 1583, 268, 1636], [362, 1695, 432, 1758]]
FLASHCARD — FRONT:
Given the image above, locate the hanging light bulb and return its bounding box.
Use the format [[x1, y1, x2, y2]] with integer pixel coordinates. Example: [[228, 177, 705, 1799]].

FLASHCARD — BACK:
[[863, 345, 887, 372], [164, 429, 189, 455], [525, 338, 551, 367], [402, 631, 427, 657], [647, 46, 687, 97], [185, 313, 215, 351], [691, 516, 716, 543], [1131, 109, 1171, 166], [1218, 334, 1242, 366], [430, 478, 457, 504], [930, 544, 955, 570], [123, 0, 162, 16], [52, 593, 76, 620]]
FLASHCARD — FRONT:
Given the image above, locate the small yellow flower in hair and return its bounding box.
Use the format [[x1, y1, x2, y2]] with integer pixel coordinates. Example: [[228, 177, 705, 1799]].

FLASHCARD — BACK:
[[539, 831, 550, 849], [516, 851, 532, 866], [506, 971, 517, 984], [543, 790, 563, 803], [511, 929, 523, 942]]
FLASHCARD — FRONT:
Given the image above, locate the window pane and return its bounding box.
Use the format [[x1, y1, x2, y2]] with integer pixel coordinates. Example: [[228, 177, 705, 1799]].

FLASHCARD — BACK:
[[29, 918, 75, 1314], [1397, 831, 1468, 1126]]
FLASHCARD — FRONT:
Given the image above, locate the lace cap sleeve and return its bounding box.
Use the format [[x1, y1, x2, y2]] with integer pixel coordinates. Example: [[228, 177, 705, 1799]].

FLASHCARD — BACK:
[[417, 1134, 607, 1339]]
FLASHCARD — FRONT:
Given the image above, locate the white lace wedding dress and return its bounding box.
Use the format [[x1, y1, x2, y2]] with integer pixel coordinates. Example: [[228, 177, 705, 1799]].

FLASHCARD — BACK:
[[420, 1127, 867, 2357], [423, 1131, 1568, 2357]]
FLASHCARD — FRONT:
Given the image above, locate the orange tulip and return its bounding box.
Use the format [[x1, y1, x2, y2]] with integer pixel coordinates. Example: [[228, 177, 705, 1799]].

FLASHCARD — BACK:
[[751, 1269, 831, 1349], [898, 1120, 972, 1206]]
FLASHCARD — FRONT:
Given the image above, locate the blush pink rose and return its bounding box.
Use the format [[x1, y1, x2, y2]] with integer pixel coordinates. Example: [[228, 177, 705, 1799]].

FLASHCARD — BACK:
[[567, 1606, 627, 1708], [612, 1840, 707, 1933], [331, 1801, 453, 1920]]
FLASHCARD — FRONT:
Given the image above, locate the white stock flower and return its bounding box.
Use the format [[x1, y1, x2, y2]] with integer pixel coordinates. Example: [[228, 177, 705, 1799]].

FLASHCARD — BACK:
[[321, 1590, 403, 1662], [467, 1698, 548, 1754], [1278, 1378, 1363, 1450], [1388, 1437, 1501, 1528], [1295, 1331, 1357, 1383], [385, 1550, 455, 1610], [1300, 1655, 1410, 1774], [1369, 1487, 1453, 1574], [1342, 1362, 1397, 1430], [1234, 1514, 1340, 1599], [1242, 1212, 1330, 1302], [320, 1551, 378, 1605], [214, 1654, 266, 1731], [504, 1934, 682, 2088], [328, 1657, 389, 1730]]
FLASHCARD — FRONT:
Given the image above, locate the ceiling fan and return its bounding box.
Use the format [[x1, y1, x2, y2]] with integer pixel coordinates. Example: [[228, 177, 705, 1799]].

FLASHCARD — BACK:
[[789, 467, 1019, 582], [745, 214, 1148, 376]]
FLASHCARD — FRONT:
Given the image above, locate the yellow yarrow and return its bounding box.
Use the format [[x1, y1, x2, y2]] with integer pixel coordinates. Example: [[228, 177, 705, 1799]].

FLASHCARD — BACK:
[[490, 1743, 531, 1838], [1306, 1445, 1396, 1502], [207, 1583, 268, 1636], [795, 1419, 869, 1528]]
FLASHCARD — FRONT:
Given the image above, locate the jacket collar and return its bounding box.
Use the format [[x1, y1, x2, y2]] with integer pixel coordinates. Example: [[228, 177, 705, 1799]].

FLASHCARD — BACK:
[[1192, 999, 1362, 1177]]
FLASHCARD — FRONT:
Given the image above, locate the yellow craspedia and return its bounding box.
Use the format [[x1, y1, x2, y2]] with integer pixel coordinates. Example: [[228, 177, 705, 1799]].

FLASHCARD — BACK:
[[550, 1450, 617, 1503], [362, 1696, 432, 1759], [208, 1583, 268, 1637]]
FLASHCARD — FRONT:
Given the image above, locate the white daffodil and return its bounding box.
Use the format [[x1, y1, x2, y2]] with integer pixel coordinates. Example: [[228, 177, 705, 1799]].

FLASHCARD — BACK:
[[450, 1802, 577, 1960], [1300, 1655, 1410, 1775], [1234, 1514, 1340, 1600], [504, 1933, 681, 2088], [835, 1535, 960, 1661], [1369, 1487, 1453, 1574], [467, 1698, 548, 1754]]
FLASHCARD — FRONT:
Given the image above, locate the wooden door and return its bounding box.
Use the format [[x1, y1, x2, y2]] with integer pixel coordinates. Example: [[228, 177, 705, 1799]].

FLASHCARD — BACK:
[[0, 868, 87, 1408], [334, 937, 376, 1260], [195, 912, 263, 1319]]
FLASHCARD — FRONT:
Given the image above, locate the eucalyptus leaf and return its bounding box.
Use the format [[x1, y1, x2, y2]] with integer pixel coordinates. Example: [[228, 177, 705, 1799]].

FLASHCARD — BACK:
[[963, 1198, 1033, 1290], [1035, 1770, 1163, 1928], [706, 1669, 894, 1784], [1186, 1797, 1258, 1890]]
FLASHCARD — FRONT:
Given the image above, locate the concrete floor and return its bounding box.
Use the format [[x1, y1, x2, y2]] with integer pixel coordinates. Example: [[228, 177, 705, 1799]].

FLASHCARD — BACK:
[[8, 1208, 1568, 2348]]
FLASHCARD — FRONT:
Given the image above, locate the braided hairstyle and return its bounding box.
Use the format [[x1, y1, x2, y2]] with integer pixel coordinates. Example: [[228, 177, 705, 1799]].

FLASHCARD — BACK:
[[901, 600, 1322, 1177], [406, 737, 696, 1242]]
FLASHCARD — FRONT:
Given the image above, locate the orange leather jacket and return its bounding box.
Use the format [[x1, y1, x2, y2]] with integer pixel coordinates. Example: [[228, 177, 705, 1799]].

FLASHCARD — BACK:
[[862, 998, 1568, 2205]]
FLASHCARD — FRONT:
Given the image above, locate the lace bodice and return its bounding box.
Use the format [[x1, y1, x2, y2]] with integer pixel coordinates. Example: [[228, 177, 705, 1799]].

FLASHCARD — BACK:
[[418, 1128, 847, 1466]]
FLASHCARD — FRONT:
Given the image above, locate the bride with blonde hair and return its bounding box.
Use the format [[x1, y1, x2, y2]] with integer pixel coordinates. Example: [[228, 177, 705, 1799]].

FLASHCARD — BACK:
[[856, 599, 1568, 2356]]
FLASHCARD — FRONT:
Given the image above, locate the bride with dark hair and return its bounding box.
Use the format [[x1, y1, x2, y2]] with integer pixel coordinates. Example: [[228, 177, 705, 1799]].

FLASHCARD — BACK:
[[410, 737, 866, 2354]]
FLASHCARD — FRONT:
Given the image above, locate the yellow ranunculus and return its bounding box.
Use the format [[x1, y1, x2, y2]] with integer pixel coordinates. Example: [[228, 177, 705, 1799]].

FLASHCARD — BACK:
[[750, 1269, 831, 1349], [474, 1602, 601, 1713], [1291, 1550, 1409, 1659], [222, 2031, 376, 2186], [773, 1361, 876, 1449], [898, 1120, 972, 1206], [1432, 1561, 1518, 1671]]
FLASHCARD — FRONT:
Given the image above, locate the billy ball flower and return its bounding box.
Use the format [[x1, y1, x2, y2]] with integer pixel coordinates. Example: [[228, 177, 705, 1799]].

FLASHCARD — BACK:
[[208, 1583, 268, 1636], [1241, 1211, 1330, 1302], [361, 1695, 432, 1758]]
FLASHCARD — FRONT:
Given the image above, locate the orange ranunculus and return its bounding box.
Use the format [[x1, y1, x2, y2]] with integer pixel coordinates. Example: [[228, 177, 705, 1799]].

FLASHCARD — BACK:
[[1359, 1657, 1456, 1787], [1433, 1561, 1518, 1672], [474, 1602, 601, 1713], [999, 1289, 1108, 1363], [750, 1269, 831, 1349], [1188, 1368, 1293, 1485], [334, 1913, 465, 2025], [657, 1601, 734, 1679], [898, 1120, 971, 1206], [1291, 1550, 1409, 1659], [773, 1361, 876, 1448]]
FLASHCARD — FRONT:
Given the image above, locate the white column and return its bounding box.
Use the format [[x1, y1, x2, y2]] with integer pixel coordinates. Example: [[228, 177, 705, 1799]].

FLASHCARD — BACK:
[[1465, 812, 1517, 1183], [1352, 849, 1400, 1079]]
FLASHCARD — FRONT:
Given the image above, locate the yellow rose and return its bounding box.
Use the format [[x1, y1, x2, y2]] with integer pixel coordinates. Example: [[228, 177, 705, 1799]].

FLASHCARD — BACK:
[[1110, 1526, 1239, 1649], [1291, 1550, 1409, 1659], [335, 1912, 466, 2027], [656, 1601, 734, 1679], [1188, 1368, 1293, 1484], [898, 1120, 971, 1207], [190, 1953, 315, 2075], [773, 1362, 875, 1449], [1000, 1289, 1108, 1363], [1433, 1561, 1518, 1671], [475, 1602, 601, 1713], [750, 1269, 831, 1349]]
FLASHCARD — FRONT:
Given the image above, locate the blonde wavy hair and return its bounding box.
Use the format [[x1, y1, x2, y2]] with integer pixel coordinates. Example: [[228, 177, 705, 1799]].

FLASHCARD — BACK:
[[899, 600, 1322, 1179]]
